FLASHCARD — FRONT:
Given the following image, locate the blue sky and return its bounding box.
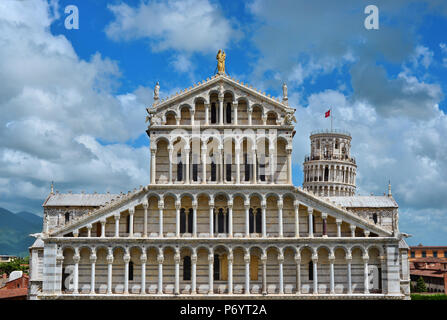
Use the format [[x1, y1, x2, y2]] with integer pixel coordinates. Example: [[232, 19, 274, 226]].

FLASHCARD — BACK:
[[1, 0, 447, 245]]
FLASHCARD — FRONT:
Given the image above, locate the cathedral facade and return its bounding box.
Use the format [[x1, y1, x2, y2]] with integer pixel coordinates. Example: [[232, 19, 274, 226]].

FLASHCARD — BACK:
[[28, 58, 411, 300]]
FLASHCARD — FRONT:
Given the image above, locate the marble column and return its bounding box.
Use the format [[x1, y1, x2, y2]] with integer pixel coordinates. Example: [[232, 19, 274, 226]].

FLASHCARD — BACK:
[[174, 250, 180, 295], [269, 148, 275, 183], [248, 106, 252, 126], [261, 253, 267, 295], [294, 201, 300, 238], [295, 254, 301, 294], [308, 208, 314, 238], [244, 201, 250, 237], [191, 252, 197, 294], [192, 201, 198, 238], [73, 249, 80, 294], [322, 213, 328, 237], [234, 102, 238, 125], [185, 148, 190, 184], [175, 200, 181, 237], [157, 252, 164, 294], [205, 103, 210, 126], [209, 202, 214, 237], [235, 147, 241, 184], [346, 254, 352, 294], [228, 251, 233, 294], [90, 249, 96, 294], [128, 208, 134, 237], [363, 255, 370, 294], [252, 149, 257, 184], [329, 254, 335, 294], [336, 219, 342, 237], [228, 200, 233, 237], [278, 199, 283, 237], [150, 148, 156, 184], [123, 249, 130, 294], [312, 254, 318, 294], [168, 146, 173, 184], [261, 201, 267, 238], [141, 250, 147, 294], [244, 253, 250, 294], [143, 201, 148, 238], [114, 214, 120, 237], [87, 224, 92, 238], [287, 148, 292, 184], [201, 145, 207, 184], [208, 253, 214, 294], [278, 253, 284, 294], [219, 97, 223, 125], [107, 248, 113, 294], [350, 225, 356, 237], [100, 219, 106, 238], [219, 147, 224, 184], [158, 201, 164, 238]]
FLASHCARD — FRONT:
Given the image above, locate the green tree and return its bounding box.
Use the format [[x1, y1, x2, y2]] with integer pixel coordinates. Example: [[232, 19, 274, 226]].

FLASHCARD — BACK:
[[0, 256, 29, 275], [415, 276, 427, 293]]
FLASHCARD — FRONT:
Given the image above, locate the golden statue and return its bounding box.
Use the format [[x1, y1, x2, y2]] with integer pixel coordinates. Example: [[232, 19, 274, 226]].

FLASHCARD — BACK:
[[216, 49, 226, 73]]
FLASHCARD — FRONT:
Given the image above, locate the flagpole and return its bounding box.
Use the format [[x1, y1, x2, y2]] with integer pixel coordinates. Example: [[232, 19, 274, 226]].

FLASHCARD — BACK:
[[330, 107, 333, 131]]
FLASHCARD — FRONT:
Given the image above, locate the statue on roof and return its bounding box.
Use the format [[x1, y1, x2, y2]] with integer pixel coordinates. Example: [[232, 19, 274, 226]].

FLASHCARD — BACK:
[[282, 82, 288, 101], [216, 49, 226, 74], [154, 81, 160, 100]]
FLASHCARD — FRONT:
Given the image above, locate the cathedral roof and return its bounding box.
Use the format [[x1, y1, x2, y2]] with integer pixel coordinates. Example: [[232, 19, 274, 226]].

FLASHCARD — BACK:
[[43, 192, 120, 207], [325, 196, 398, 208], [150, 73, 294, 113]]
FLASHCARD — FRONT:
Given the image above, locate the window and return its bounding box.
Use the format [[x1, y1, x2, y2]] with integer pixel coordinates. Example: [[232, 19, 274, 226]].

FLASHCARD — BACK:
[[255, 208, 262, 233], [64, 212, 70, 223], [180, 208, 186, 233], [422, 251, 426, 258], [188, 208, 193, 233], [373, 213, 378, 224], [129, 261, 134, 280], [250, 256, 259, 281], [215, 208, 229, 234], [433, 251, 438, 258], [213, 254, 220, 280], [324, 167, 329, 181], [226, 103, 232, 123], [177, 153, 183, 181], [244, 153, 250, 181], [249, 208, 254, 233], [211, 103, 217, 124], [259, 163, 266, 182], [211, 160, 217, 181], [192, 162, 198, 181], [183, 256, 191, 280], [411, 251, 415, 258], [180, 208, 193, 234], [309, 261, 313, 281], [444, 251, 447, 258], [226, 163, 232, 182], [126, 215, 130, 234]]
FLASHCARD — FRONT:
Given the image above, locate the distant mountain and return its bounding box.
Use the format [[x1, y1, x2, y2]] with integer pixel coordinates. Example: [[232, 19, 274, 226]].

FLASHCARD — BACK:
[[0, 207, 42, 257]]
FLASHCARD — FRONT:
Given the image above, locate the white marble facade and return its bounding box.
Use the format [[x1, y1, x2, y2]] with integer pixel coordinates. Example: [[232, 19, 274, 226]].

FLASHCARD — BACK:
[[29, 72, 410, 300]]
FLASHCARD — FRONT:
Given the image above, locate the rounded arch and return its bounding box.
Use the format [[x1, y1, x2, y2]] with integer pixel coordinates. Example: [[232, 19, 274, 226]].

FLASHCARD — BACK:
[[299, 245, 316, 256], [366, 244, 384, 256], [179, 192, 196, 202], [146, 192, 162, 201], [349, 244, 366, 256], [232, 192, 247, 203]]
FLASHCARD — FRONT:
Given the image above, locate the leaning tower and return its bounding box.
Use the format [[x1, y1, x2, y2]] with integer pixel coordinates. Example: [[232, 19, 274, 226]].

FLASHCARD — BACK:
[[303, 129, 356, 196]]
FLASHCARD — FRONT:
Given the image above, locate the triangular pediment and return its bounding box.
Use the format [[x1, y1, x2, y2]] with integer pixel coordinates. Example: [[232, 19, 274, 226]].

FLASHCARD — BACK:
[[147, 73, 295, 124]]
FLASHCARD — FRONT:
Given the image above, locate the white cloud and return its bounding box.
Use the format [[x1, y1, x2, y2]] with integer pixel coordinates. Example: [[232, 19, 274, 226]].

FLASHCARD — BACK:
[[290, 85, 447, 243], [410, 45, 434, 69], [105, 0, 240, 54], [440, 43, 447, 67], [0, 0, 151, 213]]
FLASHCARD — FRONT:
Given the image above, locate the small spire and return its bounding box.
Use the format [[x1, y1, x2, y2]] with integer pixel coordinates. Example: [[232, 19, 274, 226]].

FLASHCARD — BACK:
[[50, 181, 54, 194], [388, 180, 392, 197]]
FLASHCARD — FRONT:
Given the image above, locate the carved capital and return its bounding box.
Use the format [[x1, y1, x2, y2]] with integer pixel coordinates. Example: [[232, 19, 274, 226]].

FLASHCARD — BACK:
[[90, 254, 97, 263], [123, 254, 131, 264], [191, 254, 198, 264], [158, 200, 164, 210], [73, 254, 80, 264], [129, 207, 135, 215], [311, 254, 318, 262], [307, 207, 314, 215], [260, 254, 267, 263], [294, 253, 301, 263], [277, 253, 284, 263], [293, 200, 300, 208], [277, 200, 283, 209], [157, 254, 164, 264], [140, 254, 147, 264], [208, 254, 214, 263], [143, 201, 149, 209], [336, 218, 342, 225]]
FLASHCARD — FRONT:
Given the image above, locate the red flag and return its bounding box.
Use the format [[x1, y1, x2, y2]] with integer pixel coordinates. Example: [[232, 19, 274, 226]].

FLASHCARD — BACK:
[[325, 109, 331, 118]]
